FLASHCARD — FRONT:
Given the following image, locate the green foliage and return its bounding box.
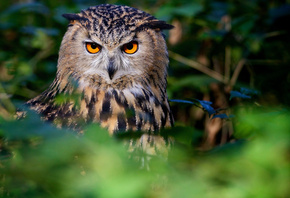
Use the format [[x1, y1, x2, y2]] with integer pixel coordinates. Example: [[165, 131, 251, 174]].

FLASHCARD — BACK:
[[1, 109, 289, 197], [0, 0, 289, 197]]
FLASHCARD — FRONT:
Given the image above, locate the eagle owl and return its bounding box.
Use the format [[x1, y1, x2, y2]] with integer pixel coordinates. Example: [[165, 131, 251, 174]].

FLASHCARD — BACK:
[[26, 4, 174, 134]]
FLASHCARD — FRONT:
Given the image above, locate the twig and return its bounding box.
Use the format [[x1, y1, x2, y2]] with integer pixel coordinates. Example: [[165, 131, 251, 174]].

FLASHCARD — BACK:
[[169, 50, 228, 83], [264, 31, 287, 38], [224, 15, 231, 84], [229, 58, 246, 86], [225, 46, 231, 84]]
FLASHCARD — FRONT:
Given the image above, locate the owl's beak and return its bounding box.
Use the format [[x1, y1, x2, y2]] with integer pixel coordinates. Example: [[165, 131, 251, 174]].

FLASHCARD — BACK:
[[108, 60, 116, 80]]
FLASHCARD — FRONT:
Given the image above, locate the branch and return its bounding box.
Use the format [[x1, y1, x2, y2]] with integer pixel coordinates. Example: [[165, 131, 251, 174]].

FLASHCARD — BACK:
[[169, 51, 228, 83], [225, 46, 231, 83], [229, 58, 246, 86]]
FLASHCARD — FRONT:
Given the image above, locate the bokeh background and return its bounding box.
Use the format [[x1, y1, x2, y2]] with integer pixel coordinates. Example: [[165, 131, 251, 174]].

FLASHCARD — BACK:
[[0, 0, 290, 197]]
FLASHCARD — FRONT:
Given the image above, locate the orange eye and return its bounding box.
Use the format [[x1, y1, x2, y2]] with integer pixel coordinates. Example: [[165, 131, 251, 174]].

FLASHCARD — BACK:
[[123, 41, 138, 54], [86, 42, 101, 54]]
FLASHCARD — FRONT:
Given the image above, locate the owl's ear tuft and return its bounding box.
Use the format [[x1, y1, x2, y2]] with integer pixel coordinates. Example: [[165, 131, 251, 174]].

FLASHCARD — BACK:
[[62, 13, 87, 26], [137, 20, 174, 32], [149, 20, 174, 30], [62, 13, 82, 21]]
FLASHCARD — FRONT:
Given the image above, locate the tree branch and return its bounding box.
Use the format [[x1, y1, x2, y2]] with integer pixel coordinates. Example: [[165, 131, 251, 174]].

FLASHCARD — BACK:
[[169, 51, 228, 83], [230, 58, 246, 86]]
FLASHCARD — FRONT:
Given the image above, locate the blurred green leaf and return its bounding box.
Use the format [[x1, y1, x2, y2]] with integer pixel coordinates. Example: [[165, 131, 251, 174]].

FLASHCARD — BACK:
[[17, 62, 33, 76], [230, 90, 251, 100], [155, 2, 203, 19], [173, 3, 203, 17], [168, 75, 217, 92], [1, 3, 50, 16]]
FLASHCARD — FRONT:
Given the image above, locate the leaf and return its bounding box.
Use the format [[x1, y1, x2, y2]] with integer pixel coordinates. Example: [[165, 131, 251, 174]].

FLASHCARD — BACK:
[[170, 99, 216, 116], [168, 75, 217, 93], [229, 87, 260, 100], [230, 91, 251, 100], [17, 62, 33, 76], [2, 109, 68, 140], [169, 99, 196, 105], [240, 87, 260, 96], [195, 99, 216, 116], [1, 2, 50, 17], [21, 26, 59, 36], [173, 3, 203, 17], [232, 16, 256, 37], [154, 5, 175, 20], [206, 2, 228, 22], [212, 114, 235, 119], [155, 3, 203, 19], [199, 30, 227, 41]]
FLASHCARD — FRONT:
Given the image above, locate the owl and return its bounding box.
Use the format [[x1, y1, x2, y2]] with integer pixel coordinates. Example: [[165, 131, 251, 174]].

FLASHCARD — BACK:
[[25, 4, 174, 134]]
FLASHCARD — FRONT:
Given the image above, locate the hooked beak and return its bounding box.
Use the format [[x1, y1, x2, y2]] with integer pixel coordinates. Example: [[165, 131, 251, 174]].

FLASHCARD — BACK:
[[107, 59, 116, 80]]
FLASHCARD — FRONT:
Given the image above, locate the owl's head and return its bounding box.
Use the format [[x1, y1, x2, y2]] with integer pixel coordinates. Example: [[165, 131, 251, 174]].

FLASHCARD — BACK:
[[58, 4, 173, 91]]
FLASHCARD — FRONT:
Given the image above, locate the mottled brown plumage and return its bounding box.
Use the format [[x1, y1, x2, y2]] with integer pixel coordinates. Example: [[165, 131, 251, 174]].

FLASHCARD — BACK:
[[26, 4, 174, 134]]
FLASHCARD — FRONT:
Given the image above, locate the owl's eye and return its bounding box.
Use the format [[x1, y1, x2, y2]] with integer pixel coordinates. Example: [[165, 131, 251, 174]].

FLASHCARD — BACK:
[[86, 42, 101, 54], [123, 41, 138, 54]]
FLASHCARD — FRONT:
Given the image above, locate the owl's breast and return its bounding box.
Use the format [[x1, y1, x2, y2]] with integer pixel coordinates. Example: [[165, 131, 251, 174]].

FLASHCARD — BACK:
[[79, 86, 173, 134], [26, 76, 173, 133]]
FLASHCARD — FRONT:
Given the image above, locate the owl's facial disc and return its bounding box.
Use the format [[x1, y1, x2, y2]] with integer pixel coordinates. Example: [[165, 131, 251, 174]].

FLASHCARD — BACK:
[[102, 39, 140, 81], [82, 34, 143, 83]]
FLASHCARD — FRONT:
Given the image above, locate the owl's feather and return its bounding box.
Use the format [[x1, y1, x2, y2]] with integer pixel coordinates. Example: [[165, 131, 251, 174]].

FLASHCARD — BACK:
[[26, 4, 174, 134]]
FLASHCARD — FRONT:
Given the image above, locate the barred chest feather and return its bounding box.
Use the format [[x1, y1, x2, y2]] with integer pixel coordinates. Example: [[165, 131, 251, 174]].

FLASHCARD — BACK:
[[27, 81, 173, 134], [80, 85, 173, 133]]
